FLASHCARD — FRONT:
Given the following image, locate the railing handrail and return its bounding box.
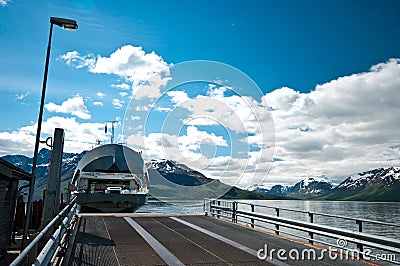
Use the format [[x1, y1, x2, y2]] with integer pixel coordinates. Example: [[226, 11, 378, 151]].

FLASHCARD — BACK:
[[10, 197, 76, 266], [204, 198, 400, 264], [207, 198, 400, 228], [234, 209, 400, 250]]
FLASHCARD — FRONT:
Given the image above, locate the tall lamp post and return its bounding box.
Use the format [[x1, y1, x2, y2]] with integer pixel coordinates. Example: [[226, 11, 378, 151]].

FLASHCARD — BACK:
[[22, 17, 78, 249]]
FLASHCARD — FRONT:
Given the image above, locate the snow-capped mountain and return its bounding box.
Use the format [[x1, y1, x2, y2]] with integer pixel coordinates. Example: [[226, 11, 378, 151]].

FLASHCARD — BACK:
[[146, 159, 213, 186], [291, 176, 334, 195], [336, 167, 400, 189], [252, 176, 334, 198], [249, 185, 270, 194], [1, 148, 85, 197], [146, 159, 283, 199], [321, 167, 400, 201], [147, 159, 195, 174], [251, 167, 400, 201]]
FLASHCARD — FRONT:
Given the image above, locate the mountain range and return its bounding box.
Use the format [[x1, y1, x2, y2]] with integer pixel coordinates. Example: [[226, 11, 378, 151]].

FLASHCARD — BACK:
[[1, 149, 281, 200], [2, 149, 399, 201], [145, 159, 286, 199], [2, 149, 85, 198], [319, 167, 400, 201], [250, 167, 400, 201], [250, 176, 334, 199]]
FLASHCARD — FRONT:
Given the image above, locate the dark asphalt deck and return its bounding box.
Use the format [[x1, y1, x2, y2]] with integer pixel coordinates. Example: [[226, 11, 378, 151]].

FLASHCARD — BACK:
[[66, 214, 370, 266]]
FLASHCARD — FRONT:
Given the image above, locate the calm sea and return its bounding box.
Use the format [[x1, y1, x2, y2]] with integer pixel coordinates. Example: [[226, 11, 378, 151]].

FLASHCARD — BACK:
[[137, 199, 400, 239]]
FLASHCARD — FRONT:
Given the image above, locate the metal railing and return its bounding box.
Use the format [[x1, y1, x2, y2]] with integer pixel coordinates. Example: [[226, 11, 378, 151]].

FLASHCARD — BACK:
[[204, 198, 400, 264], [10, 197, 77, 266]]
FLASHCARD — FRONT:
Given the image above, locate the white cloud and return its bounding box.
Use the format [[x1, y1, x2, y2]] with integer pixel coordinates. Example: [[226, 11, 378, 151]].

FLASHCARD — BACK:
[[167, 90, 190, 105], [45, 96, 91, 119], [119, 92, 128, 98], [125, 130, 262, 187], [60, 45, 171, 98], [178, 125, 228, 151], [0, 0, 11, 6], [59, 49, 400, 188], [262, 58, 400, 184], [15, 92, 31, 101], [58, 51, 96, 69], [96, 92, 105, 98], [155, 106, 172, 112], [124, 59, 400, 188], [124, 83, 275, 187], [0, 116, 107, 156], [171, 88, 271, 137], [112, 98, 124, 109], [111, 83, 130, 90], [135, 105, 149, 111], [0, 131, 35, 156], [183, 117, 219, 126], [132, 67, 171, 99], [93, 101, 103, 106], [90, 45, 168, 81]]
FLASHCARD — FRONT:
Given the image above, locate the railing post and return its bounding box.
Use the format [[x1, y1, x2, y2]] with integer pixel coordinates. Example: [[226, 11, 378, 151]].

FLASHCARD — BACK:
[[308, 212, 314, 245], [211, 199, 215, 217], [232, 201, 237, 222], [235, 202, 238, 223], [217, 200, 221, 218], [204, 199, 208, 216], [356, 220, 363, 258], [275, 208, 280, 235], [250, 204, 255, 228]]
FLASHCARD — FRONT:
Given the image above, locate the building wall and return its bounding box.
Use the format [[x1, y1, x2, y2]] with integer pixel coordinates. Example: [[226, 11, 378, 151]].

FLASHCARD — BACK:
[[0, 175, 18, 255]]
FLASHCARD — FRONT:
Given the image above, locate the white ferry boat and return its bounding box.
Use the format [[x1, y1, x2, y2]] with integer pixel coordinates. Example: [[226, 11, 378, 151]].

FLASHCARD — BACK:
[[71, 144, 149, 212]]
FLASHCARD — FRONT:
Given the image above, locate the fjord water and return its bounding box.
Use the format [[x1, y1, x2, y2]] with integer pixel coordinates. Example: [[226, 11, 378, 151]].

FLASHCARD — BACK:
[[138, 199, 400, 240]]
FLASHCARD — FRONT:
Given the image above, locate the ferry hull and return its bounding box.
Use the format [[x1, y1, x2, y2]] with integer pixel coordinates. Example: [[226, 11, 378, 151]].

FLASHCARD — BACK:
[[75, 193, 148, 213]]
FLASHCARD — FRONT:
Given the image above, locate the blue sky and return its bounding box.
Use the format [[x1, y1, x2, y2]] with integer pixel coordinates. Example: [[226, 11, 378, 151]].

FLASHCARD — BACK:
[[1, 0, 400, 188]]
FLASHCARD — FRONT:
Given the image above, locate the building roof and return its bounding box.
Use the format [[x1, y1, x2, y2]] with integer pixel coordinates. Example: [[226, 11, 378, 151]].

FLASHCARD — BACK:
[[0, 157, 30, 180]]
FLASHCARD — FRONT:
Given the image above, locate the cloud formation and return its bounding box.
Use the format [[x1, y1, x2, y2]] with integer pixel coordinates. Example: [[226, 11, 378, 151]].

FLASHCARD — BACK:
[[0, 0, 11, 6], [125, 59, 400, 188], [112, 98, 124, 109], [96, 92, 105, 98], [15, 92, 31, 101], [45, 96, 91, 119], [263, 58, 400, 185], [59, 45, 171, 94], [3, 56, 399, 189], [0, 116, 106, 156]]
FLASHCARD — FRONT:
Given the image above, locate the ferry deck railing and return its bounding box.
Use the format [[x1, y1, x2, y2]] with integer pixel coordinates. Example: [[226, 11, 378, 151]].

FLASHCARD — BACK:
[[10, 197, 77, 266], [204, 198, 400, 264]]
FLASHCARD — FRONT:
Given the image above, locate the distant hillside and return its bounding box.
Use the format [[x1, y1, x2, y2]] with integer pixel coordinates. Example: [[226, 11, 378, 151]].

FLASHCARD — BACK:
[[318, 167, 400, 201], [1, 149, 85, 199], [250, 176, 334, 199], [250, 167, 400, 202], [147, 159, 286, 200]]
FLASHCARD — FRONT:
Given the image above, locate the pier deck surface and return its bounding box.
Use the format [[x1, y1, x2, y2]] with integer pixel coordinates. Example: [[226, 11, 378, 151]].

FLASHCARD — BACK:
[[66, 214, 370, 266]]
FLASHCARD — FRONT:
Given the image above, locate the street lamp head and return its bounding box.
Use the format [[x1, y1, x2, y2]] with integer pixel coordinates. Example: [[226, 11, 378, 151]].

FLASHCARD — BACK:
[[50, 17, 78, 30]]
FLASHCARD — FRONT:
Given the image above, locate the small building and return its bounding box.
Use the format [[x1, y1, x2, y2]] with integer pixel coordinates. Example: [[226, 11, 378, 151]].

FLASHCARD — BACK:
[[0, 158, 30, 256]]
